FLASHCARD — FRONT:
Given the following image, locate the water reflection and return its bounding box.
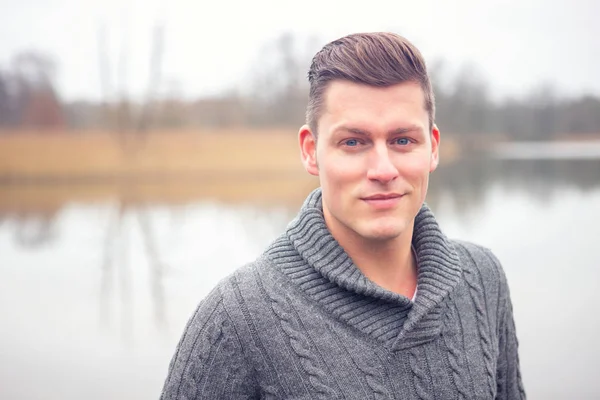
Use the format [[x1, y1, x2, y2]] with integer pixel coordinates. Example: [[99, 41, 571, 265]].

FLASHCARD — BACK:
[[0, 158, 599, 399], [427, 157, 600, 215], [12, 210, 59, 248], [99, 201, 168, 343]]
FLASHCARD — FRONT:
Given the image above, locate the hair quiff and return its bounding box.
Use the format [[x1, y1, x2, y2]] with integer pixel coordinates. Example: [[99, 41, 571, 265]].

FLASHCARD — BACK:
[[306, 32, 435, 134]]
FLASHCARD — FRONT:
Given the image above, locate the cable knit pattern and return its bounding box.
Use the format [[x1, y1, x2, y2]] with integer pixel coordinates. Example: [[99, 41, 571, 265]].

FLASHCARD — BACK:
[[458, 245, 497, 399], [265, 287, 338, 398], [504, 297, 527, 400], [409, 347, 433, 400], [161, 293, 226, 400], [179, 313, 222, 400], [339, 339, 391, 399], [357, 363, 390, 399], [160, 188, 526, 399], [197, 317, 235, 398], [442, 299, 471, 400], [514, 331, 526, 398]]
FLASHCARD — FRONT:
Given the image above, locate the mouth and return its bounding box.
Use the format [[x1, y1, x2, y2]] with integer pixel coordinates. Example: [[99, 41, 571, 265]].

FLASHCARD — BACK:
[[361, 193, 404, 209], [362, 193, 403, 201]]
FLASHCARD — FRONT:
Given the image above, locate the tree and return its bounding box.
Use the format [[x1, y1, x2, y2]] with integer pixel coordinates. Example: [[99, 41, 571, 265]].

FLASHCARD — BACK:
[[246, 32, 311, 128], [0, 71, 12, 126], [12, 51, 65, 128]]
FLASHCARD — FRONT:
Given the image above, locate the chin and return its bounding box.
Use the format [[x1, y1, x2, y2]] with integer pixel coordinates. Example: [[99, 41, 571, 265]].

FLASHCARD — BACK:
[[357, 221, 405, 242]]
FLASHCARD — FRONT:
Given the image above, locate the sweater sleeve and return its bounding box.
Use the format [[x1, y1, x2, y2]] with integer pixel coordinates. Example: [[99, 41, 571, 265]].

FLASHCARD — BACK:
[[160, 287, 259, 400], [486, 250, 527, 400]]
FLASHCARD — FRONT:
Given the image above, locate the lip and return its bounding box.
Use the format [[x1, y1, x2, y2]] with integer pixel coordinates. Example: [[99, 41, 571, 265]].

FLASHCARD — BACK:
[[361, 193, 403, 209], [362, 193, 403, 200]]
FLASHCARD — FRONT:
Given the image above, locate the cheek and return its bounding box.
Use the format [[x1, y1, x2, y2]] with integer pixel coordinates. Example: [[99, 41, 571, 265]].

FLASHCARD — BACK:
[[397, 153, 432, 180], [321, 153, 364, 182]]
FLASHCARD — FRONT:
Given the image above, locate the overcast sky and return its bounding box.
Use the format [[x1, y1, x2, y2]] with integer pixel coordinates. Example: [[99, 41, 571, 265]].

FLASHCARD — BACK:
[[1, 0, 598, 102]]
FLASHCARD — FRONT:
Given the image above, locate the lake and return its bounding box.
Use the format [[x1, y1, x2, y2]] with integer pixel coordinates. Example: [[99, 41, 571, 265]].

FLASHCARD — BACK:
[[1, 157, 599, 399]]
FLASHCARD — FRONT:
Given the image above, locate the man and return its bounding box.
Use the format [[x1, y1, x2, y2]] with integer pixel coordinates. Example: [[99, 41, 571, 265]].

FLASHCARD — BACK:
[[161, 32, 525, 399]]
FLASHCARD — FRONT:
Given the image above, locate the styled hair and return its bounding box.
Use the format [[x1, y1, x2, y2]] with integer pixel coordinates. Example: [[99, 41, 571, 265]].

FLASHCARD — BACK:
[[306, 32, 435, 134]]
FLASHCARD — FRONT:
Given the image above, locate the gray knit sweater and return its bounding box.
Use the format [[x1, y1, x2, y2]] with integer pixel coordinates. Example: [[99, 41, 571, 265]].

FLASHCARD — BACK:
[[161, 189, 526, 399]]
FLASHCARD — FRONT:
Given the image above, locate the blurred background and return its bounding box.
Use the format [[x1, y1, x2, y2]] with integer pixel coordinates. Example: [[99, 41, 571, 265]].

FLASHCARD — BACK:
[[1, 0, 599, 399]]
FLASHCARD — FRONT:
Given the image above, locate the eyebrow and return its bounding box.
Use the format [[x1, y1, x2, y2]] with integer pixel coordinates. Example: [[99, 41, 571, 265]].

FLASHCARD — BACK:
[[335, 125, 423, 137]]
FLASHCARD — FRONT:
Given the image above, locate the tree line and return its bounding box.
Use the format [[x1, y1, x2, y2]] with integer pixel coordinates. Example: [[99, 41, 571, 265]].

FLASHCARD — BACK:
[[1, 33, 599, 142]]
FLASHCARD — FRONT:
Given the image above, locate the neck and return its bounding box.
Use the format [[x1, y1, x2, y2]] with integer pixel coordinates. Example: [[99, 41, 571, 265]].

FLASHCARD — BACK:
[[275, 188, 463, 349], [325, 216, 418, 298]]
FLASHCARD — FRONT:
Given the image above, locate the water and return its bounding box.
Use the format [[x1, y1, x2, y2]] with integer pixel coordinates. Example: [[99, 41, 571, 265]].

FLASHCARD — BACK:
[[1, 158, 599, 399], [492, 141, 600, 160]]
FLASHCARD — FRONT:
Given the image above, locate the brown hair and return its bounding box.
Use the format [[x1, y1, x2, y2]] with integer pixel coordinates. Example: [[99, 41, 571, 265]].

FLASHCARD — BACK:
[[306, 32, 435, 134]]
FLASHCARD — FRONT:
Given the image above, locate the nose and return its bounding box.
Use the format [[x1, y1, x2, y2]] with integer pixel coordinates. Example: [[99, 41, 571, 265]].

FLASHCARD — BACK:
[[366, 145, 399, 183]]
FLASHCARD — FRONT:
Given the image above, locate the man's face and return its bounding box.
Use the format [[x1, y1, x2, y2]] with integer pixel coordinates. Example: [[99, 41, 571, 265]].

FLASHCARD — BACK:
[[299, 80, 440, 243]]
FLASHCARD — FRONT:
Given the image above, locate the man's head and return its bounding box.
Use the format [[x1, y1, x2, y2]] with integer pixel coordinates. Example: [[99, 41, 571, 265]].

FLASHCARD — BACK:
[[299, 32, 440, 245], [306, 32, 435, 136]]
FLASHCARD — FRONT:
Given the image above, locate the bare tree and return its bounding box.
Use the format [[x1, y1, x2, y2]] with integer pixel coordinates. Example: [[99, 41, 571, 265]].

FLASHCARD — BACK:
[[96, 19, 169, 335], [11, 51, 65, 128], [97, 22, 113, 131], [0, 71, 12, 126]]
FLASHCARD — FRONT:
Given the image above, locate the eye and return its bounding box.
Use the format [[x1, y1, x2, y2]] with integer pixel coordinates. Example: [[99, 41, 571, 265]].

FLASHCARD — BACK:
[[394, 138, 411, 146], [344, 139, 359, 147]]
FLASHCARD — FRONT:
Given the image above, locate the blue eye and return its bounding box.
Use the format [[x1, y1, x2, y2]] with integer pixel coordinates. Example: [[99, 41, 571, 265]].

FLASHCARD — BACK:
[[345, 139, 359, 146], [395, 138, 410, 145]]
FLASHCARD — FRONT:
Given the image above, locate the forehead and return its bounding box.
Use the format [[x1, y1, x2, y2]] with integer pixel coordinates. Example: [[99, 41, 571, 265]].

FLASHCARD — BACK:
[[320, 80, 428, 130]]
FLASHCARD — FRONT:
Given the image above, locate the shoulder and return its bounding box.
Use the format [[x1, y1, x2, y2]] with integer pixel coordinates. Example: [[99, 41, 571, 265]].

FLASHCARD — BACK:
[[449, 239, 512, 310], [214, 253, 278, 306], [170, 254, 279, 363], [451, 239, 499, 265], [162, 262, 267, 398], [451, 239, 507, 284], [190, 253, 283, 336], [449, 240, 515, 332], [181, 254, 277, 327]]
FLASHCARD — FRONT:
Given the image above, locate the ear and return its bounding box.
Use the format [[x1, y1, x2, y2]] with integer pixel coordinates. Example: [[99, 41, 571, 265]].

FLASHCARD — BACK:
[[299, 124, 319, 176], [430, 124, 441, 172]]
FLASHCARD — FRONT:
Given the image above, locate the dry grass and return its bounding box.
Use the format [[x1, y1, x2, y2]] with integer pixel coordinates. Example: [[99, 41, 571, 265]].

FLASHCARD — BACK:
[[0, 177, 319, 213], [0, 128, 307, 178], [0, 128, 459, 212], [0, 129, 318, 211]]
